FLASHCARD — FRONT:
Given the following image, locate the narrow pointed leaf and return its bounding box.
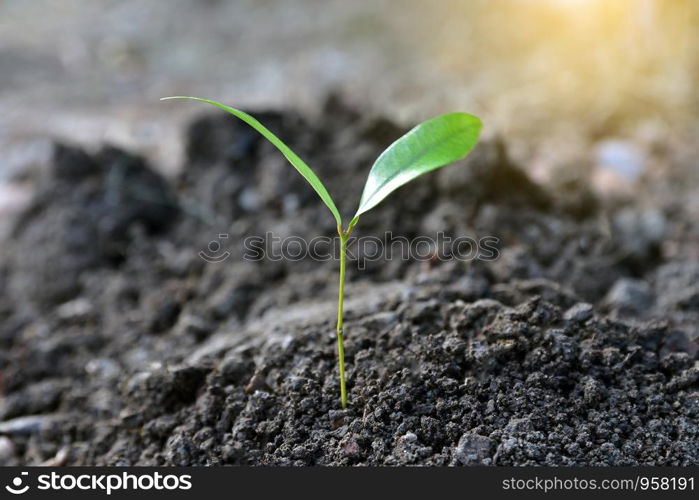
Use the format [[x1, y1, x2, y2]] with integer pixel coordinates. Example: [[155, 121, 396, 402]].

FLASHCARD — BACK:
[[161, 96, 342, 226], [353, 112, 482, 220]]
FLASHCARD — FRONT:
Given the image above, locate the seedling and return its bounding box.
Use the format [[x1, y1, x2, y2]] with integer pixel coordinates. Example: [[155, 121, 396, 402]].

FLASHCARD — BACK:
[[162, 96, 482, 408]]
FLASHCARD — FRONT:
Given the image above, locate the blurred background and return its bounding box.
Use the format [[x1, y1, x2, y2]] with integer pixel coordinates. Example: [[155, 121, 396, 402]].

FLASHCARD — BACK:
[[0, 0, 698, 236], [1, 0, 696, 171]]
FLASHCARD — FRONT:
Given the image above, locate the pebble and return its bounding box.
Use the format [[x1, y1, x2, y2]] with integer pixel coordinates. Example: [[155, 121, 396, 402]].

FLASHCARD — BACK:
[[0, 415, 55, 435], [340, 437, 362, 458], [604, 278, 654, 314], [55, 297, 93, 321], [595, 140, 645, 182], [454, 433, 493, 465], [402, 432, 418, 443], [613, 208, 666, 259], [0, 436, 15, 462], [564, 302, 594, 322]]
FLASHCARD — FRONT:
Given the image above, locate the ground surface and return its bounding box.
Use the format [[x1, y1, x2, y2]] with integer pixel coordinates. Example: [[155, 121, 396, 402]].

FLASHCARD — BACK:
[[1, 100, 698, 465]]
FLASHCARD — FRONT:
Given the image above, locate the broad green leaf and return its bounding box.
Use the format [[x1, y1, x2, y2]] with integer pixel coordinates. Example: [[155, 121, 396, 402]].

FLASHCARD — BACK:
[[352, 112, 482, 223], [161, 96, 342, 226]]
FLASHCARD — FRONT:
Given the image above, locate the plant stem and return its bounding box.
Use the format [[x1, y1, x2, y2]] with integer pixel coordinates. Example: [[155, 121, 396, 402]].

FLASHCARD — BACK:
[[336, 227, 348, 409]]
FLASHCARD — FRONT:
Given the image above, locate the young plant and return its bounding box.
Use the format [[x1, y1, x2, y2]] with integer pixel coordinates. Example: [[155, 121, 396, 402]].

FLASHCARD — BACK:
[[162, 96, 482, 408]]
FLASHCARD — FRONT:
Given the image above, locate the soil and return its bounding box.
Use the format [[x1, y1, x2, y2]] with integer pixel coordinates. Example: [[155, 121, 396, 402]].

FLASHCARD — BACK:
[[1, 97, 698, 466]]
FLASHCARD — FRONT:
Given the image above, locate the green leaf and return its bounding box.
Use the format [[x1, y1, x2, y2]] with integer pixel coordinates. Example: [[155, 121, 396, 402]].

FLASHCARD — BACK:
[[352, 112, 482, 222], [161, 96, 342, 226]]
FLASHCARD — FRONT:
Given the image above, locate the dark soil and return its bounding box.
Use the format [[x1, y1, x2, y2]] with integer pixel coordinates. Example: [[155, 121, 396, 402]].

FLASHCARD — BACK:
[[0, 97, 698, 465]]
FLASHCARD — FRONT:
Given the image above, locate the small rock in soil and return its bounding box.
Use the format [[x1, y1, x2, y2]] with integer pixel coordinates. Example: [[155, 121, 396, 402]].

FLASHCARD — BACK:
[[453, 433, 493, 465]]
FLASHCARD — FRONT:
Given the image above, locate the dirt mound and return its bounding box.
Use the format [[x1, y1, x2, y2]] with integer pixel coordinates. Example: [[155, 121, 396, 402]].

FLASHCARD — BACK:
[[98, 290, 699, 466], [3, 144, 179, 310], [0, 99, 697, 465]]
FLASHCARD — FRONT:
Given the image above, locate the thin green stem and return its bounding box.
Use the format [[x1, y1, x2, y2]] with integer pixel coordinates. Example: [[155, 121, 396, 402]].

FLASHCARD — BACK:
[[336, 227, 349, 409]]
